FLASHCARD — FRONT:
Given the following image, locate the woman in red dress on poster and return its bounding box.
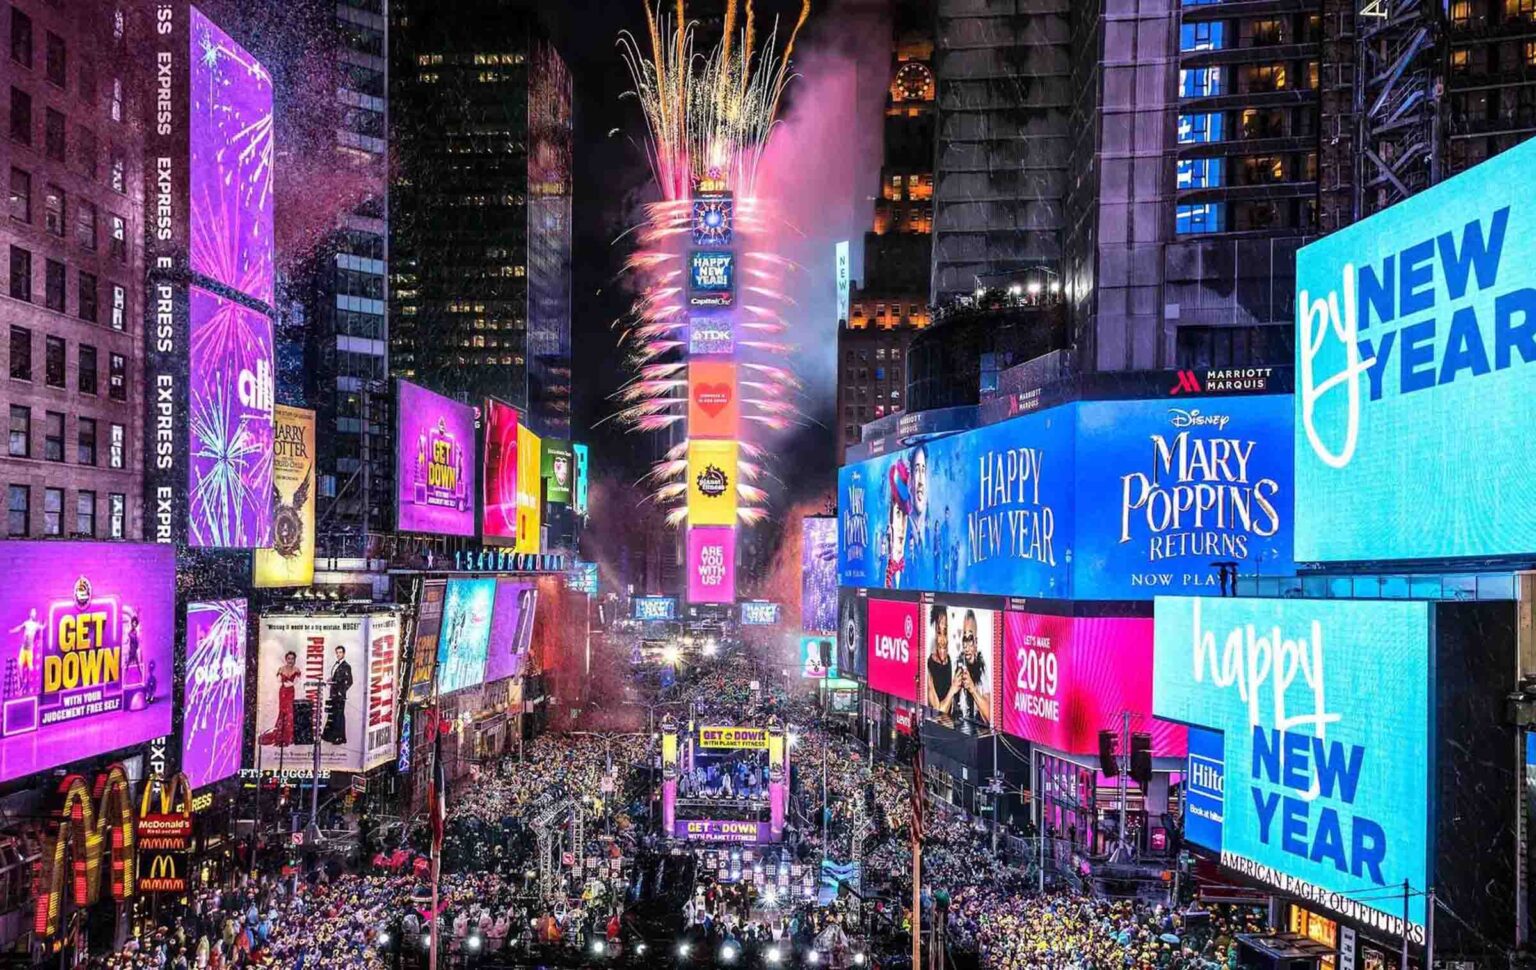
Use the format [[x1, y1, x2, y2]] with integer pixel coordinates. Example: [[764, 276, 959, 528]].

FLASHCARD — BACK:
[[258, 651, 302, 746]]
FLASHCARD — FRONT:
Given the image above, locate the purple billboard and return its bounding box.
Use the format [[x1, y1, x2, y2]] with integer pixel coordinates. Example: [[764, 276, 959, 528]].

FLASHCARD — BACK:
[[801, 517, 837, 632], [189, 6, 274, 305], [183, 599, 248, 789], [0, 543, 175, 782], [188, 285, 275, 548], [484, 580, 537, 683], [673, 819, 773, 843], [397, 380, 477, 536]]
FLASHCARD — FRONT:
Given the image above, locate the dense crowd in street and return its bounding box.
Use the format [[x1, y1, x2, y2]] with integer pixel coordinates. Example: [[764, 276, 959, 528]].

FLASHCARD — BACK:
[[77, 641, 1263, 970]]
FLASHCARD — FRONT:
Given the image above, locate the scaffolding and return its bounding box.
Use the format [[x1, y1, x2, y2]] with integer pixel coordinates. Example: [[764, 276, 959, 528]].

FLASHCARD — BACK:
[[1355, 0, 1442, 218]]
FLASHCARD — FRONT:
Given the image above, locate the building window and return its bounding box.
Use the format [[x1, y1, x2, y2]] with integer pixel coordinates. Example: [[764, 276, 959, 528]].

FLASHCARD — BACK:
[[10, 9, 32, 67], [110, 284, 125, 330], [8, 326, 30, 379], [77, 417, 96, 465], [44, 336, 65, 387], [8, 405, 29, 457], [44, 32, 65, 88], [1178, 112, 1224, 144], [1180, 66, 1223, 98], [1526, 41, 1536, 66], [42, 487, 62, 536], [108, 352, 125, 400], [9, 167, 29, 222], [43, 411, 63, 462], [1510, 0, 1536, 19], [1450, 0, 1471, 22], [44, 259, 64, 311], [78, 60, 95, 105], [1177, 156, 1223, 190], [78, 344, 96, 394], [76, 491, 95, 537], [76, 200, 96, 249], [109, 146, 125, 192], [9, 87, 31, 143], [109, 422, 124, 469], [78, 271, 97, 321], [43, 184, 64, 235], [9, 247, 30, 301], [1180, 20, 1226, 53], [108, 492, 124, 538], [1176, 202, 1226, 235], [44, 108, 64, 160], [1245, 64, 1288, 92], [109, 214, 126, 261], [7, 486, 27, 537], [110, 77, 122, 122]]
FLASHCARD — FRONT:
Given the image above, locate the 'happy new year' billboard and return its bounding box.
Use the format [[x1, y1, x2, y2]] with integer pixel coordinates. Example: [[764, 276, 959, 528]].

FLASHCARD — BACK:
[[1153, 596, 1430, 937], [396, 380, 475, 536], [0, 543, 174, 782]]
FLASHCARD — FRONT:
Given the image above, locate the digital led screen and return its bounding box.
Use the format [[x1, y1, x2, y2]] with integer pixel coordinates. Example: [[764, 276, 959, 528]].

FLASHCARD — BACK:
[[254, 405, 315, 587], [542, 439, 574, 506], [688, 251, 735, 307], [183, 598, 247, 789], [688, 362, 739, 439], [739, 601, 779, 626], [1295, 135, 1536, 563], [573, 443, 589, 516], [483, 399, 520, 540], [407, 579, 446, 702], [838, 407, 1073, 597], [689, 314, 735, 356], [799, 634, 836, 679], [633, 596, 679, 622], [835, 241, 850, 324], [1153, 596, 1431, 933], [1073, 396, 1293, 599], [1000, 612, 1184, 757], [484, 580, 536, 683], [921, 599, 998, 728], [692, 192, 734, 246], [837, 590, 866, 681], [1185, 726, 1225, 852], [396, 380, 476, 536], [688, 440, 739, 526], [516, 425, 543, 554], [188, 285, 275, 548], [189, 6, 274, 305], [0, 543, 174, 782], [436, 578, 495, 694], [688, 527, 737, 605], [801, 517, 838, 632], [866, 598, 920, 703]]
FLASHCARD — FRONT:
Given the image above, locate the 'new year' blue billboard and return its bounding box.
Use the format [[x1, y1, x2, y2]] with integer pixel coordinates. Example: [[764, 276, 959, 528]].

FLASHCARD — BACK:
[[1153, 596, 1430, 939], [1295, 135, 1536, 563], [837, 407, 1074, 597]]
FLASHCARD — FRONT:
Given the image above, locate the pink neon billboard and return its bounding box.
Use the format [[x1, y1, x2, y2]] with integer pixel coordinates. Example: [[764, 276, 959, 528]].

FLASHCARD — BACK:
[[1000, 612, 1185, 758], [687, 527, 736, 605], [866, 598, 921, 703]]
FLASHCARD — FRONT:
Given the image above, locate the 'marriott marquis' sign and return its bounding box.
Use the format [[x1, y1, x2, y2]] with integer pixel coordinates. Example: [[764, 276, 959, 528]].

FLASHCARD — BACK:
[[1153, 597, 1430, 940], [1295, 135, 1536, 562]]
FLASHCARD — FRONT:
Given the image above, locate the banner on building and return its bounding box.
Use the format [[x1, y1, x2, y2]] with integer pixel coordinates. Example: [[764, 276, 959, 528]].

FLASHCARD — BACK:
[[254, 405, 316, 587], [687, 440, 738, 526]]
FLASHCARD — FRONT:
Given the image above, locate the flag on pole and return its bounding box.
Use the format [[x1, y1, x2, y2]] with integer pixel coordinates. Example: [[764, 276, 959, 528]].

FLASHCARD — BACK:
[[428, 730, 447, 858], [910, 742, 925, 846]]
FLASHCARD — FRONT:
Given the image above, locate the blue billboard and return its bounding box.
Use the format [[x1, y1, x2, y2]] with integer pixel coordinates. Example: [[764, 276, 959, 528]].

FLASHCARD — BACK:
[[837, 407, 1074, 597], [1184, 726, 1225, 852], [688, 251, 735, 307], [1153, 596, 1430, 936], [1074, 396, 1293, 599], [633, 596, 678, 622], [436, 578, 495, 694], [1295, 135, 1536, 563]]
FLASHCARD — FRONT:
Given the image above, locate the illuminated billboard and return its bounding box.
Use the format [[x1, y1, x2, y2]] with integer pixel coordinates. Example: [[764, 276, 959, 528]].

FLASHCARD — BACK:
[[837, 589, 866, 681], [801, 517, 838, 632], [838, 407, 1073, 596], [1295, 136, 1536, 562], [687, 440, 738, 526], [688, 314, 735, 356], [254, 405, 315, 587], [688, 362, 739, 439], [688, 251, 735, 307], [835, 241, 850, 325], [483, 399, 520, 541], [1153, 596, 1430, 934], [188, 285, 275, 548], [1000, 612, 1183, 757], [573, 443, 589, 516], [1074, 396, 1292, 599], [485, 580, 536, 683], [189, 6, 274, 305], [866, 598, 920, 703], [0, 543, 174, 782], [407, 579, 446, 702], [738, 601, 779, 626], [687, 527, 737, 605], [183, 599, 247, 789], [542, 439, 574, 506], [255, 613, 395, 772], [516, 425, 543, 554], [921, 599, 999, 728], [799, 635, 835, 679], [692, 192, 734, 246], [633, 596, 679, 622], [396, 380, 476, 536], [436, 578, 495, 694]]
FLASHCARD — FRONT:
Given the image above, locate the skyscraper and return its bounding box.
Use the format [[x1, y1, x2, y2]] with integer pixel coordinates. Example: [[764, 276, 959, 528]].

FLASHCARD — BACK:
[[389, 0, 572, 438], [836, 0, 936, 463], [2, 0, 143, 541]]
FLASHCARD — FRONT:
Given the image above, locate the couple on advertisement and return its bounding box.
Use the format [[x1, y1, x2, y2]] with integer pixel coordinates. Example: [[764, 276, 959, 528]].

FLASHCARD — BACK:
[[258, 644, 354, 747], [924, 604, 991, 727], [883, 445, 955, 591]]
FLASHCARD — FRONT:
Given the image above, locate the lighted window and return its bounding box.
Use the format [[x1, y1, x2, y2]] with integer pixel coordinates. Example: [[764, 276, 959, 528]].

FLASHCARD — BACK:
[[1180, 20, 1226, 53], [1180, 67, 1223, 98], [1176, 202, 1226, 235], [1451, 49, 1469, 73], [1177, 112, 1225, 144], [1177, 156, 1223, 189]]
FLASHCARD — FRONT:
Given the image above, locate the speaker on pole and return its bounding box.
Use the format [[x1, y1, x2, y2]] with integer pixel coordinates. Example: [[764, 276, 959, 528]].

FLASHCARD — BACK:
[[1098, 730, 1118, 777], [1130, 733, 1153, 788]]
